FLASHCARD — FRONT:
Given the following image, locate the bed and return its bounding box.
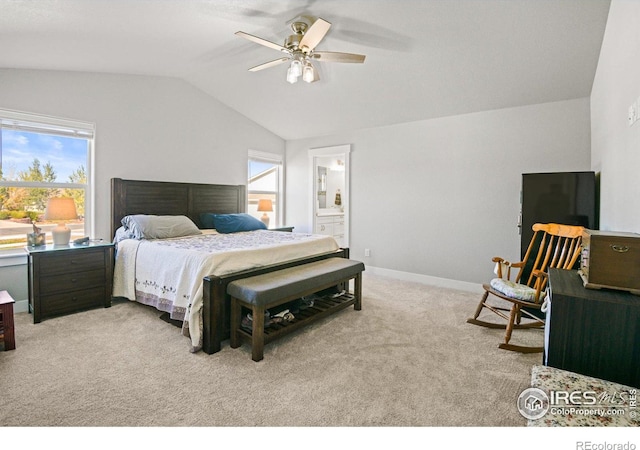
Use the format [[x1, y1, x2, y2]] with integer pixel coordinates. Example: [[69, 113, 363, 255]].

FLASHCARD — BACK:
[[110, 178, 348, 354]]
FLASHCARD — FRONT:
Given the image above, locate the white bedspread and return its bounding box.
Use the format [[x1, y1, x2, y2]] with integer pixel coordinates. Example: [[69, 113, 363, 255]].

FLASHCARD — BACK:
[[112, 230, 339, 352]]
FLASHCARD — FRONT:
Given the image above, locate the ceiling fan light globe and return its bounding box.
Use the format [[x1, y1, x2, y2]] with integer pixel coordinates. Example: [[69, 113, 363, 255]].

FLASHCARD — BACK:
[[303, 64, 315, 83], [290, 59, 302, 77], [286, 67, 298, 84]]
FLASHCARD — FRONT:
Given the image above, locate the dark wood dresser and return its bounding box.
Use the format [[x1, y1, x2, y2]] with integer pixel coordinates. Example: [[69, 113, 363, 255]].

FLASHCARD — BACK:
[[546, 268, 640, 388], [26, 242, 115, 323]]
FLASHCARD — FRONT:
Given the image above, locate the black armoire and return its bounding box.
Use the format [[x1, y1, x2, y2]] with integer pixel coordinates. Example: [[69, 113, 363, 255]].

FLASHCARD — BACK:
[[520, 171, 598, 259]]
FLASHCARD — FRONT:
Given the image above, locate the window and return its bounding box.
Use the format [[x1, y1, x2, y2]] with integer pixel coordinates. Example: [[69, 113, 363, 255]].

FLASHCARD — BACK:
[[248, 150, 283, 228], [0, 109, 94, 251]]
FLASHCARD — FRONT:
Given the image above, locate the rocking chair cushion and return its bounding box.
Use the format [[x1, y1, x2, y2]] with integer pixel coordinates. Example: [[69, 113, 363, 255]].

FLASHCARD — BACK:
[[489, 278, 537, 302]]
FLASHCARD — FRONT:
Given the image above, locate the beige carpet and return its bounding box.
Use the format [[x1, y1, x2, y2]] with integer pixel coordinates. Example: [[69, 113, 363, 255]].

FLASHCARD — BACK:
[[0, 273, 543, 427]]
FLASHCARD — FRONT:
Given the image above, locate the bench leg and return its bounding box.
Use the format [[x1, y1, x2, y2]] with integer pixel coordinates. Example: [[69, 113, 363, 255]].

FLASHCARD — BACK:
[[251, 306, 265, 362], [230, 297, 240, 349], [354, 273, 362, 311]]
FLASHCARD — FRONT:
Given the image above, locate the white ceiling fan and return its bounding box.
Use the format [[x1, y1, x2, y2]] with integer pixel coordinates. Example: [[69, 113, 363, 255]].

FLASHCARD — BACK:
[[235, 16, 366, 84]]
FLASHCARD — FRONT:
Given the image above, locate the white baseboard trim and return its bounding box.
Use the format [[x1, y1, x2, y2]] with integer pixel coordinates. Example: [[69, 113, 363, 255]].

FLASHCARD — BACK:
[[365, 265, 484, 294]]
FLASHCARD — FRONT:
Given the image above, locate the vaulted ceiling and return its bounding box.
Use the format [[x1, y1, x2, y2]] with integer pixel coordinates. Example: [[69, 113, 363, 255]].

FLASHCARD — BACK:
[[1, 0, 611, 140]]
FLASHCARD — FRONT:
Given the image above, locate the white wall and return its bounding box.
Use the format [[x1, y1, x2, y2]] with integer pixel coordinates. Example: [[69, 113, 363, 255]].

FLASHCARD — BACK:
[[0, 68, 597, 299], [286, 98, 592, 286], [0, 69, 285, 304], [591, 0, 640, 233]]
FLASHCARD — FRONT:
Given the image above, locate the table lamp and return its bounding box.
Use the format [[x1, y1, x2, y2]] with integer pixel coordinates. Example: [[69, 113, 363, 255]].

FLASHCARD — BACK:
[[44, 197, 77, 245], [257, 199, 273, 228]]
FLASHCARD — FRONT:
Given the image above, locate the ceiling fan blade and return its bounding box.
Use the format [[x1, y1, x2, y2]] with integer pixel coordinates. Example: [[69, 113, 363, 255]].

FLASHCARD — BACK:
[[248, 57, 290, 72], [235, 31, 288, 53], [299, 18, 331, 53], [312, 51, 366, 63]]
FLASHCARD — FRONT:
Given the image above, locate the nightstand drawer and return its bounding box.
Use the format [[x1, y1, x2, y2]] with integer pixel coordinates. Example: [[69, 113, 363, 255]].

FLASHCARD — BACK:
[[38, 249, 106, 276], [40, 269, 106, 294], [40, 287, 106, 317]]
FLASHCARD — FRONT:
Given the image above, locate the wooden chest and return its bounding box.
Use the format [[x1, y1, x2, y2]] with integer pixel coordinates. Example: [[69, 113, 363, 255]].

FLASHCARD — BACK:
[[578, 229, 640, 294]]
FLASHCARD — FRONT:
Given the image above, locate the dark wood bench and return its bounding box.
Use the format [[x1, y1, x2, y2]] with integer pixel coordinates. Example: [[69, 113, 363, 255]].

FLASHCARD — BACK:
[[227, 258, 365, 361], [0, 290, 16, 351]]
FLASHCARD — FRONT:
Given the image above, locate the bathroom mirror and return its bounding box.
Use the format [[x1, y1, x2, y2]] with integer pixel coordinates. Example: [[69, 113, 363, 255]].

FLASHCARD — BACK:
[[309, 144, 350, 248]]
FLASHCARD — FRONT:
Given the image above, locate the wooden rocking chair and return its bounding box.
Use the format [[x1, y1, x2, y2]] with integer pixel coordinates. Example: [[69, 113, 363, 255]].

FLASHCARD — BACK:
[[467, 223, 584, 353]]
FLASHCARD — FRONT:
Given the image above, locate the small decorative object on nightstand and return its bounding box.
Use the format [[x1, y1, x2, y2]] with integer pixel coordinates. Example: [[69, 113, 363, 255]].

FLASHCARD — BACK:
[[257, 198, 273, 228], [44, 197, 78, 246], [25, 241, 114, 323], [27, 220, 46, 247]]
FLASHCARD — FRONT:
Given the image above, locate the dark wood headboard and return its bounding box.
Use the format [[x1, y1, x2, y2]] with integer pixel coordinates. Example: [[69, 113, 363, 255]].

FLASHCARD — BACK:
[[111, 178, 246, 238]]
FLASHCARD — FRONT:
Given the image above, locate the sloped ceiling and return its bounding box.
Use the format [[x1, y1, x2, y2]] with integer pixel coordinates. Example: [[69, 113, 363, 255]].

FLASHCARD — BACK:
[[0, 0, 611, 140]]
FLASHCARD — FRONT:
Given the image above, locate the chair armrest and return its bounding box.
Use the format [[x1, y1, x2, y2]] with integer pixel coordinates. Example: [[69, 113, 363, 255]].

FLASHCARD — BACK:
[[532, 270, 548, 279], [491, 257, 512, 279], [531, 270, 549, 303]]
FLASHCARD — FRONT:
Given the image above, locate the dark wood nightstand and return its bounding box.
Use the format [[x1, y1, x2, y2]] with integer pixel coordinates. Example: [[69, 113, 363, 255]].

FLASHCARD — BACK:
[[25, 242, 115, 323]]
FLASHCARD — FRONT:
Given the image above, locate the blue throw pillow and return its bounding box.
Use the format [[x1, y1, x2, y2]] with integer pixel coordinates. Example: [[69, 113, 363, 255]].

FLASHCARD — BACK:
[[202, 213, 267, 233], [199, 213, 217, 229]]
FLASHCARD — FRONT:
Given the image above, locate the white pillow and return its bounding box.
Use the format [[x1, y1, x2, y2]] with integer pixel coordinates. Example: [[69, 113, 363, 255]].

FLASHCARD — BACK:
[[113, 226, 137, 244], [121, 215, 202, 240]]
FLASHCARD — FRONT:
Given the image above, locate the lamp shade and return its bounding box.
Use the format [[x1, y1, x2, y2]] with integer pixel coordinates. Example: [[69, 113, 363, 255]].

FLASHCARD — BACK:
[[257, 199, 273, 212], [257, 199, 273, 228], [44, 197, 77, 221], [44, 197, 77, 245]]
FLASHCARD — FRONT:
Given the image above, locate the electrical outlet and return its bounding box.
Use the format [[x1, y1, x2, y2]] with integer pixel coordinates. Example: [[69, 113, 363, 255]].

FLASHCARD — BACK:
[[629, 96, 640, 126], [364, 248, 371, 257]]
